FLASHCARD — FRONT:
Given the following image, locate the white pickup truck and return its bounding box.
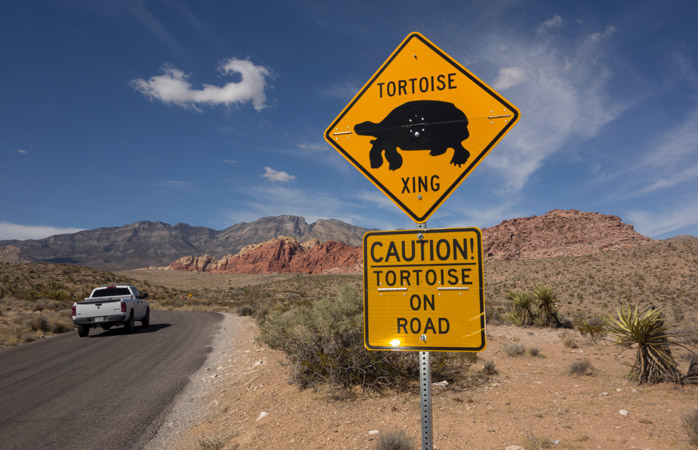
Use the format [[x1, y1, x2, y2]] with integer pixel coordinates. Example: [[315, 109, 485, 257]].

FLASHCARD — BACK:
[[72, 285, 150, 337]]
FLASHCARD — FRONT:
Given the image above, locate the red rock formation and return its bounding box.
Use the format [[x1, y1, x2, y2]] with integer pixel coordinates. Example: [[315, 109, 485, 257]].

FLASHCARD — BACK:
[[168, 236, 362, 274], [167, 210, 653, 273], [481, 209, 653, 260]]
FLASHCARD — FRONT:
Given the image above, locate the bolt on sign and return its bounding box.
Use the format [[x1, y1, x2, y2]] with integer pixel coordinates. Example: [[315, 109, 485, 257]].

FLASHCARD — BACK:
[[324, 32, 520, 223], [363, 228, 485, 351]]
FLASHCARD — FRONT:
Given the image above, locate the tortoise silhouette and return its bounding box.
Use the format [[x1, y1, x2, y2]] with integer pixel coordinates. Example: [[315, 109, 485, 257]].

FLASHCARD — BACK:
[[354, 100, 470, 171]]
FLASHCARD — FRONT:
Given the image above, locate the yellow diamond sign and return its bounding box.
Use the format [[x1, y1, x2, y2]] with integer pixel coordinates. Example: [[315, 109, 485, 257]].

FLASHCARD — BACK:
[[325, 32, 520, 223]]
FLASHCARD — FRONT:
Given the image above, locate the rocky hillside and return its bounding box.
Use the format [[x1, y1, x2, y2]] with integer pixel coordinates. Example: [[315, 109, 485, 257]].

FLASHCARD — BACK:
[[0, 216, 370, 270], [168, 236, 362, 274], [167, 209, 653, 275], [481, 209, 653, 260]]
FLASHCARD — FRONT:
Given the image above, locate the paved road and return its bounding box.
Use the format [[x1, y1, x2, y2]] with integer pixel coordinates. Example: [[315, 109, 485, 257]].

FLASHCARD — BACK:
[[0, 310, 223, 450]]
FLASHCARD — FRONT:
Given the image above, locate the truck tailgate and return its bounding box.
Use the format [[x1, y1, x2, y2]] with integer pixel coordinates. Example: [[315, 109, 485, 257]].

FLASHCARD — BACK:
[[74, 299, 122, 322]]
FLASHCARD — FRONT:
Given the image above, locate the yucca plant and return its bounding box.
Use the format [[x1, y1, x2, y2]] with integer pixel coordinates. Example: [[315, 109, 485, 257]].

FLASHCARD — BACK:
[[504, 309, 524, 326], [533, 285, 561, 327], [506, 290, 536, 326], [605, 305, 683, 384]]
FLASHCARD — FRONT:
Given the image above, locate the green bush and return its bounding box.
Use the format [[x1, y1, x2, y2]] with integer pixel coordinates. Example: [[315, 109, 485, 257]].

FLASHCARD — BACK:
[[258, 285, 468, 391]]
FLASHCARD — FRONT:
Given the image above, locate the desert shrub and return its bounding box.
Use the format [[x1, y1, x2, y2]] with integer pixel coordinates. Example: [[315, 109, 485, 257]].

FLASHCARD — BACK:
[[482, 360, 498, 375], [577, 316, 606, 343], [559, 329, 579, 348], [30, 315, 50, 333], [503, 342, 526, 357], [676, 322, 698, 346], [568, 359, 594, 376], [48, 311, 74, 333], [485, 307, 505, 325], [237, 304, 254, 316], [198, 437, 224, 450], [527, 432, 556, 449], [683, 407, 698, 447], [527, 346, 541, 357], [258, 285, 469, 391], [605, 305, 683, 384], [375, 430, 414, 450]]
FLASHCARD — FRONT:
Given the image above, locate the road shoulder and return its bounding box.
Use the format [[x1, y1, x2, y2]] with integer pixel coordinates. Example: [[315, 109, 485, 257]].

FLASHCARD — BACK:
[[143, 312, 242, 450]]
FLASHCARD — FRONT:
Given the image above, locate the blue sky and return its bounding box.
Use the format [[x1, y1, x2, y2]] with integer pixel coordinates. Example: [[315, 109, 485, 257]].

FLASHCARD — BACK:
[[2, 0, 698, 241]]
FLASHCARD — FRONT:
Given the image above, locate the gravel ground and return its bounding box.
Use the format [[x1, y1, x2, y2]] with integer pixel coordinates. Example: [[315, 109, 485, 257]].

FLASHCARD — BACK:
[[143, 313, 242, 450]]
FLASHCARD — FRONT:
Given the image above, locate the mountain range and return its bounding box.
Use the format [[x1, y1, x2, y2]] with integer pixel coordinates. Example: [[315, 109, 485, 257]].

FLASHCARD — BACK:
[[0, 210, 661, 272], [0, 216, 371, 270]]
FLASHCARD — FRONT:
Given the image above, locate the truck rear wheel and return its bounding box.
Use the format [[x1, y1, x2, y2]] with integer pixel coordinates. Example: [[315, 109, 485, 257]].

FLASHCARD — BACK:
[[124, 312, 135, 334], [141, 307, 150, 329], [77, 324, 89, 337]]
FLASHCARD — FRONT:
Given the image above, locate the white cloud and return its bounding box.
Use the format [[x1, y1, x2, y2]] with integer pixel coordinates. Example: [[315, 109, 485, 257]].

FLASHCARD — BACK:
[[131, 58, 271, 111], [634, 109, 698, 171], [586, 25, 616, 43], [352, 190, 395, 209], [261, 167, 295, 182], [477, 27, 625, 193], [321, 81, 362, 99], [0, 222, 85, 241], [154, 180, 198, 191], [492, 66, 528, 90], [538, 15, 565, 32], [16, 149, 27, 155], [639, 163, 698, 194], [222, 159, 236, 164], [626, 196, 698, 237], [607, 107, 698, 199], [298, 142, 327, 152]]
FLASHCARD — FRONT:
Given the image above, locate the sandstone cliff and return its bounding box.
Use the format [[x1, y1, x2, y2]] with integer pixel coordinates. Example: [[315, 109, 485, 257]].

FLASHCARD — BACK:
[[168, 236, 362, 274]]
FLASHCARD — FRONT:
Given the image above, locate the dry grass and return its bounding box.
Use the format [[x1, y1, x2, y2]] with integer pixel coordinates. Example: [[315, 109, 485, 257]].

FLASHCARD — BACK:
[[375, 430, 415, 450]]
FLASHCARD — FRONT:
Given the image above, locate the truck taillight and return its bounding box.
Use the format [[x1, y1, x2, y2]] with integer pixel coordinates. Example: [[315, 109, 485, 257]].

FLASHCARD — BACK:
[[72, 305, 76, 316], [121, 302, 127, 312]]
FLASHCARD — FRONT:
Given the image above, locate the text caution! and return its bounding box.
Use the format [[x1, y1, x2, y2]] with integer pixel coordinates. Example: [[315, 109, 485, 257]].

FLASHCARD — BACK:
[[363, 228, 486, 351]]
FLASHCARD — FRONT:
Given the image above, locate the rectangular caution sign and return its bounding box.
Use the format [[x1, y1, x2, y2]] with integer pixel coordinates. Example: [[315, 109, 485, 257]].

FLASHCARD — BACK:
[[363, 228, 486, 351]]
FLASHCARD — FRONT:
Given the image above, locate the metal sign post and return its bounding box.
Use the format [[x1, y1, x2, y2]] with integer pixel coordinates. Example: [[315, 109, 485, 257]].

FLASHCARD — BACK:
[[420, 350, 432, 450], [416, 221, 433, 450]]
